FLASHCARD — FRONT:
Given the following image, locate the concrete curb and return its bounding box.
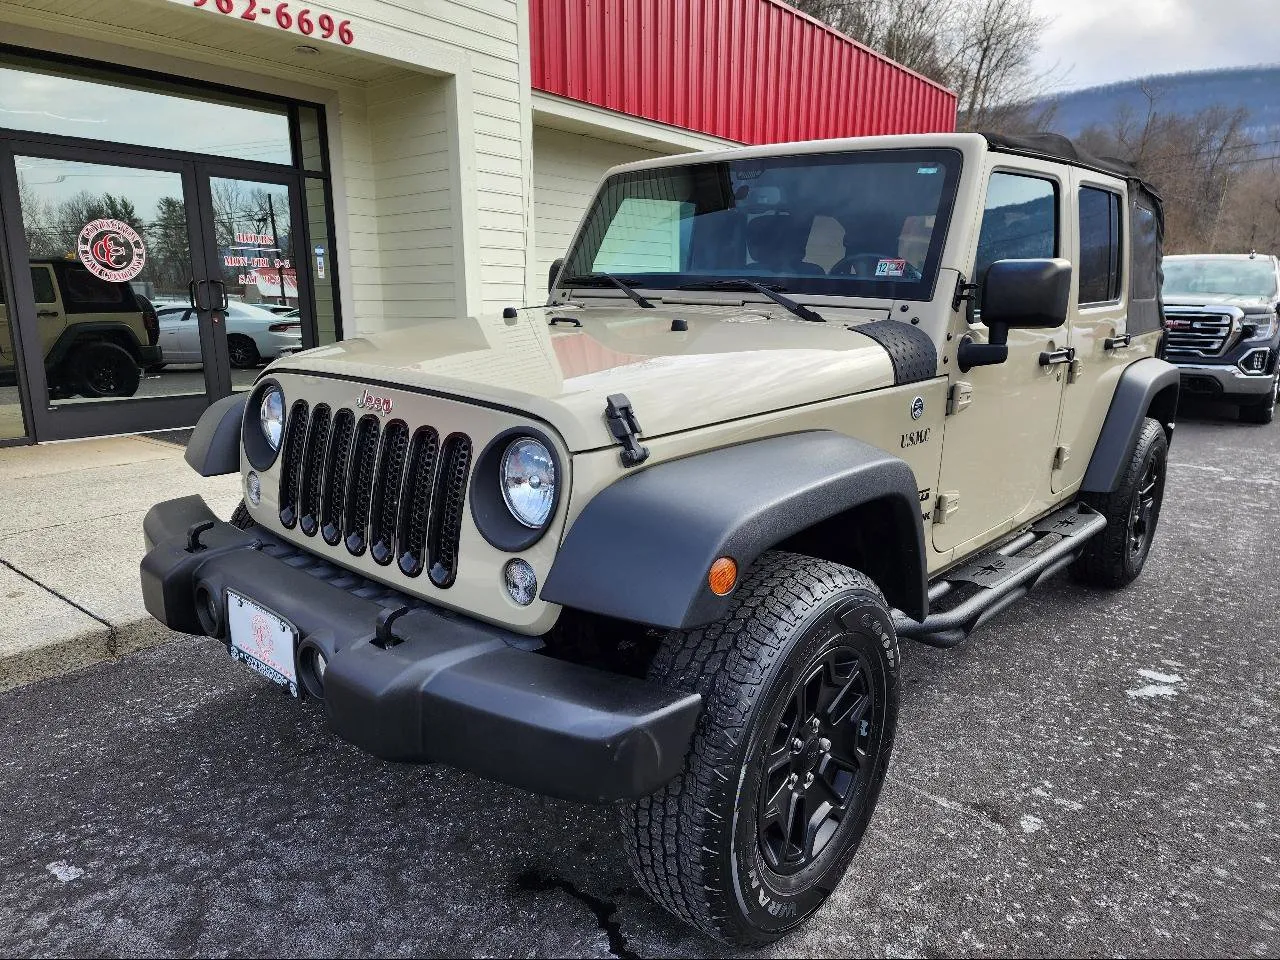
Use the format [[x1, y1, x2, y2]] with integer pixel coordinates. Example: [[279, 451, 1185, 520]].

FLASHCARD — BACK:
[[0, 618, 182, 694]]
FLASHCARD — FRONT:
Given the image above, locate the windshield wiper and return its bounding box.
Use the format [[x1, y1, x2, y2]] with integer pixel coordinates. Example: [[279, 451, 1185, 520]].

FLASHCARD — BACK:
[[560, 272, 654, 309], [677, 280, 826, 323]]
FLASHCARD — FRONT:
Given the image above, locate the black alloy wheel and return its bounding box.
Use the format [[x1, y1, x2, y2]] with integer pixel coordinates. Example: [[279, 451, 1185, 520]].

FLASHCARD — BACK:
[[1126, 454, 1163, 564], [758, 647, 877, 875], [227, 334, 261, 369], [1073, 417, 1168, 588], [72, 341, 141, 398]]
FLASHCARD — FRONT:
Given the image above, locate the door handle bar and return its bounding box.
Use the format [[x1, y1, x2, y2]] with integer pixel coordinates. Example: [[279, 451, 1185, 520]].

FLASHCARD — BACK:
[[1039, 347, 1075, 367], [1104, 333, 1132, 350]]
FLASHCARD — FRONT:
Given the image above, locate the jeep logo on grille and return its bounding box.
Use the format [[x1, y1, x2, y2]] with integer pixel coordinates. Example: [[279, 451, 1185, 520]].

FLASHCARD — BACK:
[[355, 387, 394, 415]]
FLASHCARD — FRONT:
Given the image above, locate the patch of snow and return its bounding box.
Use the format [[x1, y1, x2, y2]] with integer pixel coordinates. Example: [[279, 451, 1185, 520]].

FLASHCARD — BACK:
[[46, 861, 84, 883], [1137, 668, 1183, 684], [1020, 815, 1044, 834]]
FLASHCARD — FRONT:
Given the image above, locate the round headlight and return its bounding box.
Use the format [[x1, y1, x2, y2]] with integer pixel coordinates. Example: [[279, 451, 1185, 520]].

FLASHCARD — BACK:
[[260, 386, 285, 451], [501, 437, 556, 528]]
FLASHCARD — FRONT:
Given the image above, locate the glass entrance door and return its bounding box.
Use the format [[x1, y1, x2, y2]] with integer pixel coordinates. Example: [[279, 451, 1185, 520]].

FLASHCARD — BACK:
[[195, 166, 313, 394], [0, 145, 315, 441], [0, 143, 216, 440]]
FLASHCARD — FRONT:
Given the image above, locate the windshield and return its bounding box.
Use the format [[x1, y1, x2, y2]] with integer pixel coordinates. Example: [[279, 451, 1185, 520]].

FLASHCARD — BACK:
[[560, 148, 962, 301], [1163, 258, 1277, 298]]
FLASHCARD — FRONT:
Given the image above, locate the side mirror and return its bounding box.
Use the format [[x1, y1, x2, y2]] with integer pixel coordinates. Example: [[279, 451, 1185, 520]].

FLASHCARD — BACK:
[[959, 258, 1073, 371], [548, 257, 565, 295]]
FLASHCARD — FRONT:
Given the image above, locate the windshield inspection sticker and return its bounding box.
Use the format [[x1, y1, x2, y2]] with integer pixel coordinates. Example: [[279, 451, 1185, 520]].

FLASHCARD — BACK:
[[917, 166, 940, 175], [875, 259, 908, 278]]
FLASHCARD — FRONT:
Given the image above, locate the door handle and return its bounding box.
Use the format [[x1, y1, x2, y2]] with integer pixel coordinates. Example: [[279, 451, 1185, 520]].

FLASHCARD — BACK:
[[1039, 347, 1076, 366], [36, 310, 59, 318], [1104, 333, 1132, 350], [188, 279, 199, 309], [210, 281, 229, 311]]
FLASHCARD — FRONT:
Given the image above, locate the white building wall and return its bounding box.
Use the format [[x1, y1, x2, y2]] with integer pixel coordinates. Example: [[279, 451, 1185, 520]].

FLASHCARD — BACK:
[[530, 97, 738, 286]]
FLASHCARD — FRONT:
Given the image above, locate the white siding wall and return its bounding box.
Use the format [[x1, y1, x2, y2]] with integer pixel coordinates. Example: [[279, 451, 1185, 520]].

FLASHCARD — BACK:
[[532, 127, 667, 286]]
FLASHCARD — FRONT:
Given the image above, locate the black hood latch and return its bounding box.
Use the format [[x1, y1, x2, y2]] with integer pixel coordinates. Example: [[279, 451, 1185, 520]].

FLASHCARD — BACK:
[[604, 394, 650, 468]]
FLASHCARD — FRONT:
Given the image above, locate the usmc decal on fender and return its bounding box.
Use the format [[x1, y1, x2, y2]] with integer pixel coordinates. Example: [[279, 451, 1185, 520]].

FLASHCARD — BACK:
[[901, 427, 931, 448]]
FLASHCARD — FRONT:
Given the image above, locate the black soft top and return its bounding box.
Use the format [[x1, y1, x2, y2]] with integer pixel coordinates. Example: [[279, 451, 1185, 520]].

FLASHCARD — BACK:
[[982, 132, 1161, 201]]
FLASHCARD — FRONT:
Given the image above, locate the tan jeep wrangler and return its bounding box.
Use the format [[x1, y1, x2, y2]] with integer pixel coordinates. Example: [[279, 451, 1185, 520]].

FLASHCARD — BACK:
[[141, 132, 1178, 945], [0, 258, 161, 399]]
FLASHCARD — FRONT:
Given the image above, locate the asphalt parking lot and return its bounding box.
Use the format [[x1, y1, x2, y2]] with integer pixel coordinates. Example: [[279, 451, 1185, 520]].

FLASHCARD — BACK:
[[1, 403, 1277, 959]]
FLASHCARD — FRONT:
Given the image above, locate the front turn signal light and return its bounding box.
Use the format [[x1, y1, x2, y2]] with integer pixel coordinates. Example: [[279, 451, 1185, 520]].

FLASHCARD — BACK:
[[708, 557, 738, 596]]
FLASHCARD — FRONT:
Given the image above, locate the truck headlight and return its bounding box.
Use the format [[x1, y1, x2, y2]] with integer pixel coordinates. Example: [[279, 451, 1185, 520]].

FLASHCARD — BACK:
[[260, 386, 285, 451], [501, 437, 556, 528]]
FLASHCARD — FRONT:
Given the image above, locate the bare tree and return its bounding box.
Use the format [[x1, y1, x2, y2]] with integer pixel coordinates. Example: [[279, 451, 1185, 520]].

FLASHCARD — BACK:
[[1079, 95, 1256, 253], [791, 0, 1056, 131]]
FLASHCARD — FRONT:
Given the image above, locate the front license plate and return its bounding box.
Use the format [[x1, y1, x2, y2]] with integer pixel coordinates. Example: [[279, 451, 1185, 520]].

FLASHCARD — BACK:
[[227, 591, 299, 697]]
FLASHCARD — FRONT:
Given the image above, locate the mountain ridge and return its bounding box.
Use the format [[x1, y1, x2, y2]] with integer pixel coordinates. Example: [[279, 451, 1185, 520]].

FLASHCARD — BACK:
[[1040, 64, 1280, 140]]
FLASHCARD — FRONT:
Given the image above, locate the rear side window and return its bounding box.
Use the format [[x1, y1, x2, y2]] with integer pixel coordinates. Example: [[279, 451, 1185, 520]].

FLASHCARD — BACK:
[[1079, 187, 1123, 304], [29, 267, 57, 304], [974, 172, 1058, 310], [54, 263, 137, 314]]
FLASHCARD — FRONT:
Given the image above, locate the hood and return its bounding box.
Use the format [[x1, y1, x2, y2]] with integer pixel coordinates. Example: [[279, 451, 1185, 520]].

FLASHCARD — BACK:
[[268, 304, 898, 452], [1164, 293, 1276, 314]]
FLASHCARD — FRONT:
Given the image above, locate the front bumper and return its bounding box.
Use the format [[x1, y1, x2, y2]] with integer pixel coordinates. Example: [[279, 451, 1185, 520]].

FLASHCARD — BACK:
[[140, 495, 700, 803], [1173, 362, 1275, 399]]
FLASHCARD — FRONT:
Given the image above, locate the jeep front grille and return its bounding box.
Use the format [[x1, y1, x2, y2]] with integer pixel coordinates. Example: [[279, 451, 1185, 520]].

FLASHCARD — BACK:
[[277, 404, 473, 589], [1163, 310, 1234, 358]]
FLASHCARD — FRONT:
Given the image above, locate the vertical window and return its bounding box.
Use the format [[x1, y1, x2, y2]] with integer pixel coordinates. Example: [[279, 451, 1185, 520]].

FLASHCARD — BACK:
[[974, 172, 1058, 309], [1079, 187, 1123, 304]]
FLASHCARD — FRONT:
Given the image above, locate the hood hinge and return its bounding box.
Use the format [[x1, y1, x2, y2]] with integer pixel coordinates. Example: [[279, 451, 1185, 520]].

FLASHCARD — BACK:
[[934, 491, 960, 524], [604, 393, 650, 468]]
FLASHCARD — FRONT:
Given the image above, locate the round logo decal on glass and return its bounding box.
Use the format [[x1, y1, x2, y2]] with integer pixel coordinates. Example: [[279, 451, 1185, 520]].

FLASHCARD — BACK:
[[77, 218, 147, 283]]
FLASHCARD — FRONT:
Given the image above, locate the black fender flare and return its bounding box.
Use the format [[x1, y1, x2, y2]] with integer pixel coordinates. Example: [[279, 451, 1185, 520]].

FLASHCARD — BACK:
[[541, 431, 927, 629], [184, 393, 246, 477], [1081, 357, 1180, 494], [46, 322, 145, 367]]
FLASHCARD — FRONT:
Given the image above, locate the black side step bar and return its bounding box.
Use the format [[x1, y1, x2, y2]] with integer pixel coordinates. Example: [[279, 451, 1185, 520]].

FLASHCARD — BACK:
[[893, 502, 1106, 649]]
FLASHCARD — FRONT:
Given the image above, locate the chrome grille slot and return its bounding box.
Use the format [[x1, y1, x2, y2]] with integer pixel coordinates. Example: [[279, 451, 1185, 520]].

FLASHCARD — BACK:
[[277, 399, 310, 529], [343, 415, 381, 556], [298, 404, 331, 537], [396, 426, 441, 577], [427, 433, 473, 588], [369, 420, 411, 566], [321, 408, 355, 546], [1163, 311, 1234, 358]]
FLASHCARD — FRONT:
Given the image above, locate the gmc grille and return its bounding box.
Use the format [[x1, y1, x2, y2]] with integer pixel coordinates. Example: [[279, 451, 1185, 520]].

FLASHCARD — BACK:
[[277, 404, 473, 589], [1163, 310, 1235, 358]]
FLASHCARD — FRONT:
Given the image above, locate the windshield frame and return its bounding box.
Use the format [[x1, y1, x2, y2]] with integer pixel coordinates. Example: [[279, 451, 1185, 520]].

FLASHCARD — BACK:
[[1161, 256, 1279, 299], [557, 147, 964, 304]]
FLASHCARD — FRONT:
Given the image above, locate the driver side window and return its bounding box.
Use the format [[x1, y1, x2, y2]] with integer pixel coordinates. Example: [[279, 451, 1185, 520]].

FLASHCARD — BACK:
[[974, 172, 1058, 311]]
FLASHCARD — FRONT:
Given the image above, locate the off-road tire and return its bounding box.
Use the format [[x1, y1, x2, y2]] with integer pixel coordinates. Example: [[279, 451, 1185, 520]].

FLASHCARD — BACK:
[[1072, 417, 1167, 588], [230, 501, 255, 530], [71, 341, 141, 398], [227, 334, 261, 369], [619, 552, 900, 946]]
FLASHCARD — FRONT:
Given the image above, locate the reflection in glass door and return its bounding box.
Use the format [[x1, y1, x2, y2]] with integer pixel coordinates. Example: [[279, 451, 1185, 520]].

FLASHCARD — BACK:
[[0, 247, 29, 441], [14, 155, 207, 408], [205, 175, 306, 392]]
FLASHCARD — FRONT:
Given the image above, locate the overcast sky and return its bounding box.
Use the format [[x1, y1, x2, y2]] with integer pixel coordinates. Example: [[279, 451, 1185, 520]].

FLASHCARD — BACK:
[[1032, 0, 1280, 92]]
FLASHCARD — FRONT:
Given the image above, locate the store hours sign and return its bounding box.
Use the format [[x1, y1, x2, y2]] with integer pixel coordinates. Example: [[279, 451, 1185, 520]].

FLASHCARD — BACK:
[[191, 0, 356, 45], [227, 231, 296, 298]]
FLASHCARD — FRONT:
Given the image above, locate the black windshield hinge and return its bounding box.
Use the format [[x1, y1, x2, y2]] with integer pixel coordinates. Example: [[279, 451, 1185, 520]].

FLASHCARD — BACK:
[[604, 394, 650, 468], [952, 274, 978, 313]]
